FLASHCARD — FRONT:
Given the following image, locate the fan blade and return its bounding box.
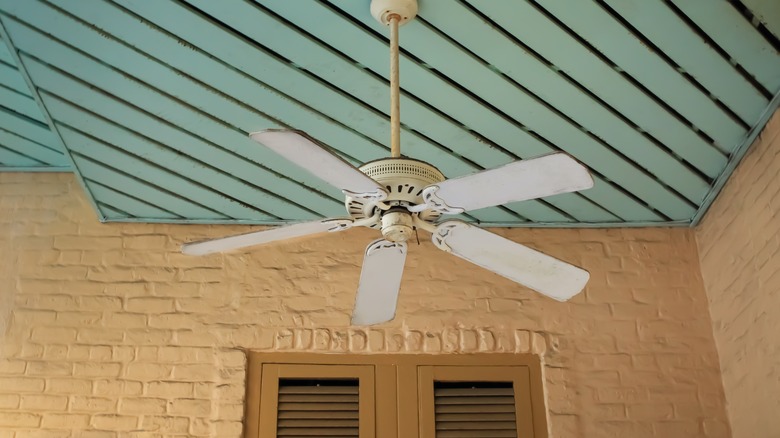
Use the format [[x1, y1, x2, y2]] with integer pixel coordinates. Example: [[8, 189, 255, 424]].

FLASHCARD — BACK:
[[351, 239, 407, 325], [422, 153, 593, 213], [432, 221, 588, 301], [181, 219, 352, 256], [250, 129, 386, 199]]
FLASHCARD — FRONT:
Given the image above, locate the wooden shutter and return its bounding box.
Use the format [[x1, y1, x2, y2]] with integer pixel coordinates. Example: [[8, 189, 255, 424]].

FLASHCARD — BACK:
[[249, 364, 375, 438], [245, 352, 548, 438], [433, 381, 518, 437], [418, 366, 542, 438], [276, 378, 360, 437]]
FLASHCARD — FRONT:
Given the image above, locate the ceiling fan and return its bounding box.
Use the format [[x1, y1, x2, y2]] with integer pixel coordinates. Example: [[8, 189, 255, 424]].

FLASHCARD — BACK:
[[182, 0, 594, 325]]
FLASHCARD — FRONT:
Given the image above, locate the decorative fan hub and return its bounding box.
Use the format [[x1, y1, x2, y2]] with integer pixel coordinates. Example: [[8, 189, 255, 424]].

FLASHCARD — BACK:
[[344, 158, 446, 228], [381, 210, 414, 242]]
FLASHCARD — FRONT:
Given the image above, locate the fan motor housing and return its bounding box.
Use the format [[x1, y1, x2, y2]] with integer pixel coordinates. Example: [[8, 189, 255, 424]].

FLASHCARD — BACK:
[[345, 158, 445, 229]]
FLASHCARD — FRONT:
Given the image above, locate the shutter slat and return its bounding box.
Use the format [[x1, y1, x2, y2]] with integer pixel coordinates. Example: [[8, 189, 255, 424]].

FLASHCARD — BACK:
[[278, 410, 359, 420], [437, 421, 518, 430], [437, 431, 518, 438], [437, 413, 516, 422], [279, 386, 358, 395], [435, 396, 515, 405], [435, 388, 514, 396], [277, 419, 359, 428], [282, 436, 357, 438], [277, 427, 358, 436], [434, 382, 518, 437], [436, 404, 516, 413], [276, 379, 359, 438], [279, 394, 359, 403], [278, 402, 359, 411]]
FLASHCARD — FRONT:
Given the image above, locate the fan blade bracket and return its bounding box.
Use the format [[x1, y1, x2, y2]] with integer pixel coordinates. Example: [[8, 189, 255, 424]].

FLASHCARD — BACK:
[[324, 219, 354, 232], [431, 220, 465, 252], [343, 187, 388, 203], [365, 238, 406, 257], [421, 185, 465, 215]]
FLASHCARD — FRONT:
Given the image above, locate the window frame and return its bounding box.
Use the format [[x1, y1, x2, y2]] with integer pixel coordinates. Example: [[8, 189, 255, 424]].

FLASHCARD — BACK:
[[244, 352, 548, 438]]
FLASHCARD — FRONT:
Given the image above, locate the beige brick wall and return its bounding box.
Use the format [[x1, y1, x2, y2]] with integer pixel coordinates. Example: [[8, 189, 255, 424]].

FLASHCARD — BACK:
[[696, 109, 780, 438], [0, 172, 728, 437]]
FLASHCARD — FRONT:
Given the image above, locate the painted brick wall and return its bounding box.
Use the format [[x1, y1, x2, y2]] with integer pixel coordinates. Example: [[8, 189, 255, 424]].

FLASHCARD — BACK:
[[696, 109, 780, 437], [0, 172, 728, 437]]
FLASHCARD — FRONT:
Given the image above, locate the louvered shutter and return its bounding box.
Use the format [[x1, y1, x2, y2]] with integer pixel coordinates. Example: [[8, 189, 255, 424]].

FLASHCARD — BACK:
[[253, 363, 375, 438], [419, 366, 540, 438], [276, 379, 360, 437], [434, 382, 517, 438]]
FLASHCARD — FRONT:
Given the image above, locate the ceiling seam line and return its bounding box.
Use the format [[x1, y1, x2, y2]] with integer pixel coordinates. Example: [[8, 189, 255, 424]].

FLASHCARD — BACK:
[[52, 111, 277, 221], [21, 51, 327, 221], [252, 0, 644, 222], [29, 68, 288, 220], [41, 0, 377, 175], [0, 166, 71, 173], [662, 0, 772, 100], [174, 0, 541, 223], [94, 200, 136, 220], [456, 0, 722, 185], [0, 142, 47, 165], [0, 125, 67, 156], [592, 0, 753, 130], [524, 0, 730, 153], [0, 80, 36, 99], [0, 13, 106, 221], [0, 102, 51, 129], [691, 89, 780, 227], [414, 15, 699, 215], [108, 0, 392, 163], [69, 149, 236, 221], [324, 0, 670, 220], [726, 0, 780, 51], [85, 178, 185, 220], [100, 217, 693, 229], [9, 11, 345, 219], [317, 4, 650, 221], [263, 0, 627, 222]]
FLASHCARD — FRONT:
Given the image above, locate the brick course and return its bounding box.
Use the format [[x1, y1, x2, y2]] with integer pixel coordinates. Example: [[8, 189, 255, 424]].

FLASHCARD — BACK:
[[0, 172, 728, 437]]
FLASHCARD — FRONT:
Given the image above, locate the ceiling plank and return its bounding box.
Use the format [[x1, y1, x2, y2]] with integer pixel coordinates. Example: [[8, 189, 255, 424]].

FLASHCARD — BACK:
[[671, 0, 780, 93], [535, 0, 747, 151], [603, 0, 768, 124], [462, 0, 728, 181], [419, 0, 712, 205]]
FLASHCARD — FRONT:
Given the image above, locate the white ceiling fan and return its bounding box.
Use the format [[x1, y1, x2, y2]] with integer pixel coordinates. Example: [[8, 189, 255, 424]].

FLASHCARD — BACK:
[[182, 0, 594, 325]]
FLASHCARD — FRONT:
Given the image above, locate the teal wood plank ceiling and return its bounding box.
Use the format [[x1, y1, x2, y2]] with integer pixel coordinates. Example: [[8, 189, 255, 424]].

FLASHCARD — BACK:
[[0, 0, 777, 226], [0, 32, 69, 171]]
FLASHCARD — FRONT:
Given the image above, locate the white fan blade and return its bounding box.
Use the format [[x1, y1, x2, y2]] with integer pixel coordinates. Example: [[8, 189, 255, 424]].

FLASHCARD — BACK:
[[250, 129, 386, 199], [181, 219, 352, 256], [432, 221, 589, 301], [422, 153, 593, 213], [351, 239, 407, 325]]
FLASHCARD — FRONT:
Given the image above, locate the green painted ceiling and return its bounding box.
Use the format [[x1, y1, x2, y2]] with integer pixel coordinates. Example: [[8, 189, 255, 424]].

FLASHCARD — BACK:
[[0, 0, 778, 226], [0, 32, 69, 170]]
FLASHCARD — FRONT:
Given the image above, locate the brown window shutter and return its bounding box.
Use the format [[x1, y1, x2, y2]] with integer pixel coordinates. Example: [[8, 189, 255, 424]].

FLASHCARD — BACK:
[[433, 382, 517, 438], [276, 379, 360, 437], [251, 363, 375, 438], [418, 365, 543, 438]]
